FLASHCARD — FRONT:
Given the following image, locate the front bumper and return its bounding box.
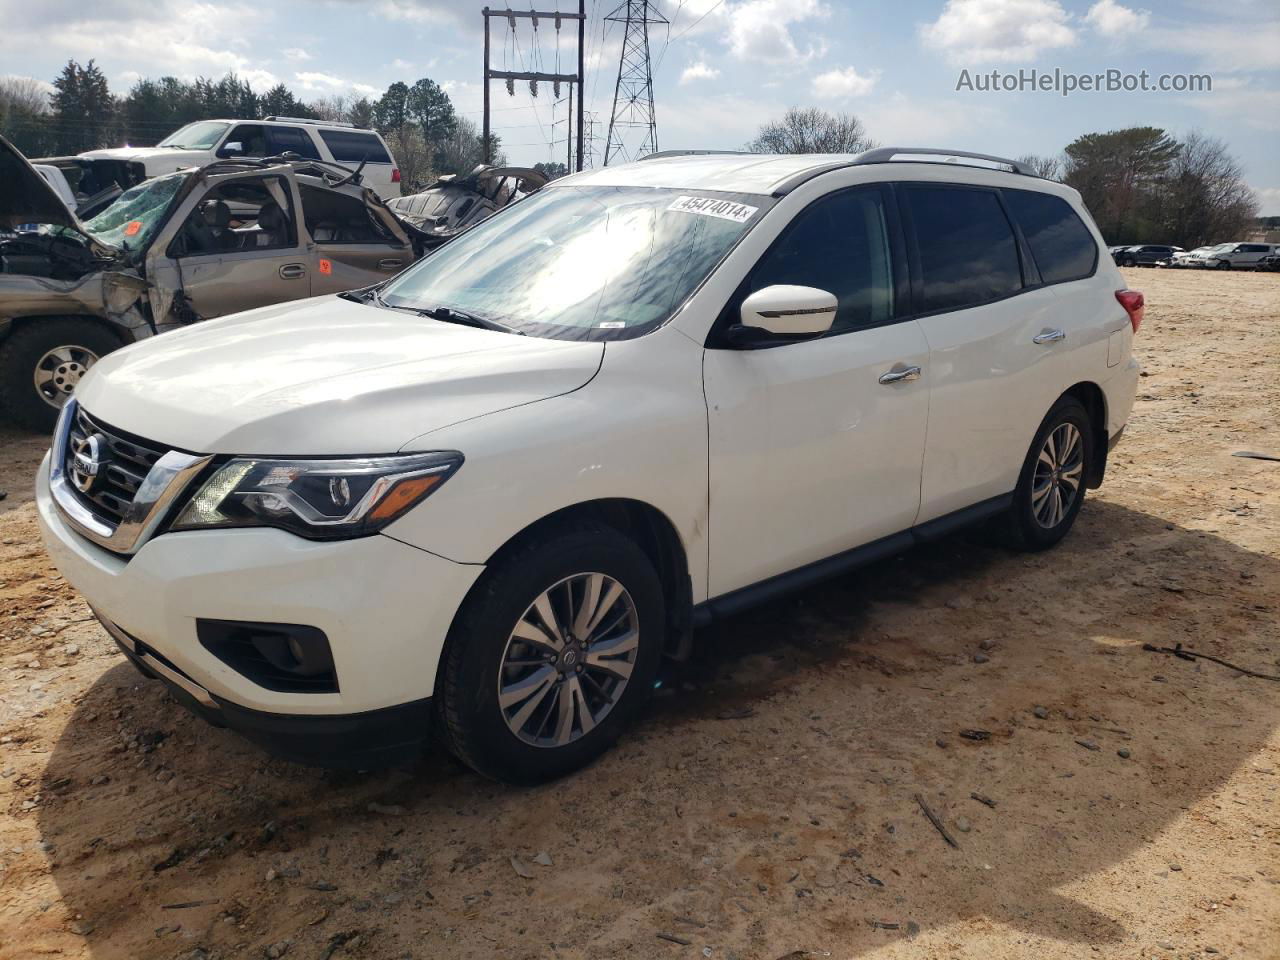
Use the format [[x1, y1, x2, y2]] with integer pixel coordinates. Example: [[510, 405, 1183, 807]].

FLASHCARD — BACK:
[[37, 453, 484, 749]]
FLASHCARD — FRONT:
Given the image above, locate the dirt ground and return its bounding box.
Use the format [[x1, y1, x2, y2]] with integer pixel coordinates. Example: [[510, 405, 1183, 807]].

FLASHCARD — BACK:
[[0, 267, 1277, 960]]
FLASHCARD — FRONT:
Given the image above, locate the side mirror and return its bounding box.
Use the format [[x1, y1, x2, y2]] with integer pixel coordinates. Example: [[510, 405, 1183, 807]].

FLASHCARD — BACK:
[[732, 284, 837, 344]]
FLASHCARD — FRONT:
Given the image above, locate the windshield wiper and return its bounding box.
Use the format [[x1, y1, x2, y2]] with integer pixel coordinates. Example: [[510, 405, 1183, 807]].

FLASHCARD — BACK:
[[417, 305, 522, 335]]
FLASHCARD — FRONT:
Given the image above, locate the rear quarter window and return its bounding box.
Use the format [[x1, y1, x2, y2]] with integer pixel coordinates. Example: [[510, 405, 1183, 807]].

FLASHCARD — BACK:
[[1003, 189, 1098, 284], [317, 131, 392, 164]]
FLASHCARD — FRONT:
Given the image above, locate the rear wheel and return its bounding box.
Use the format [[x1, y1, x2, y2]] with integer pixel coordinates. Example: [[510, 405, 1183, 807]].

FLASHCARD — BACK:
[[998, 397, 1093, 551], [434, 524, 664, 783], [0, 319, 120, 433]]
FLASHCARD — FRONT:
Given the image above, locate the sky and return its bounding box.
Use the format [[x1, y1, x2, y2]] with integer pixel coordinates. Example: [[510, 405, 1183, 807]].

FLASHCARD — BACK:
[[2, 0, 1277, 213]]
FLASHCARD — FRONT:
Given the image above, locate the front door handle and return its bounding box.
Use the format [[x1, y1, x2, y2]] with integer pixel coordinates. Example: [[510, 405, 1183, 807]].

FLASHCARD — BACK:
[[377, 258, 404, 271], [878, 365, 922, 385], [1033, 329, 1066, 344], [279, 263, 307, 280]]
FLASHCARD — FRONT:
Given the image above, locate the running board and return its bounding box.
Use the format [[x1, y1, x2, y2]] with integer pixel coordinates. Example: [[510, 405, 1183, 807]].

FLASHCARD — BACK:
[[692, 494, 1012, 626]]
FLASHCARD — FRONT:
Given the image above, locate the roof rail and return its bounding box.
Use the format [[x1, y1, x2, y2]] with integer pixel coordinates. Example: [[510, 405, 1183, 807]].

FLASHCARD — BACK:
[[261, 116, 359, 129], [639, 149, 752, 161], [852, 147, 1036, 176]]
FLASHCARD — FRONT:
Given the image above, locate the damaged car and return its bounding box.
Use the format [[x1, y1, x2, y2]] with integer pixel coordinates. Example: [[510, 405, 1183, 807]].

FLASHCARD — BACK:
[[0, 135, 428, 432], [386, 165, 546, 248]]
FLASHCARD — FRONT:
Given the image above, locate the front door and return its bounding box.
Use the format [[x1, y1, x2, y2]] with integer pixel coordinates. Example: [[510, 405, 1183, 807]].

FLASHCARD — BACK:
[[704, 185, 930, 597], [150, 172, 312, 322]]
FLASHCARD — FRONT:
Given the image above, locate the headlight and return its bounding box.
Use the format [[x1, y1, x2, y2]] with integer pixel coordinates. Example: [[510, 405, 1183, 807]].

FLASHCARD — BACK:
[[171, 452, 462, 539]]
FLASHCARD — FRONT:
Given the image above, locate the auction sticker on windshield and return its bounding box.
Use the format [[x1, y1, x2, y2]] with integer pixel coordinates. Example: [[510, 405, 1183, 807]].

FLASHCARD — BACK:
[[667, 196, 758, 223]]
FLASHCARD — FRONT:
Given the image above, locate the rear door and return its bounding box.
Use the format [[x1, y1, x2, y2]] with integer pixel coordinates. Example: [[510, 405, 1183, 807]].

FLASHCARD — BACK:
[[904, 183, 1082, 522], [298, 183, 412, 294], [704, 184, 931, 596]]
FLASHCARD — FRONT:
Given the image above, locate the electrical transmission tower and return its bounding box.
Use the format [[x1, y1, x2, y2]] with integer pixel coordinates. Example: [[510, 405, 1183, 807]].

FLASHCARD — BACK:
[[603, 0, 667, 165]]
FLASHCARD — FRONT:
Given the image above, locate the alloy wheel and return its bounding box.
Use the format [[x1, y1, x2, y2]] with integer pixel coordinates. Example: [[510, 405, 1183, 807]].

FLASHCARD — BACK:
[[497, 572, 640, 748], [1031, 422, 1084, 529], [34, 345, 99, 409]]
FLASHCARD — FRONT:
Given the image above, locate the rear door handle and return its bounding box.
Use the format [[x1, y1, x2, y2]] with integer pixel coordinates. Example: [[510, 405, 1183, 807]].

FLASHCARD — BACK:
[[1033, 329, 1066, 344], [377, 258, 404, 271], [878, 365, 922, 385], [279, 263, 307, 280]]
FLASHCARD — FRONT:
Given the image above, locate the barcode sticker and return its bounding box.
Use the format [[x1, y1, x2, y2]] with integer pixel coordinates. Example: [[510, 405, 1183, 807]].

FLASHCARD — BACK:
[[667, 196, 758, 223]]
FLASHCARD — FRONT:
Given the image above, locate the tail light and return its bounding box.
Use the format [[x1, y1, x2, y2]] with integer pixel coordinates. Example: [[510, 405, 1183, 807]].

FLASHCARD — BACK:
[[391, 168, 401, 183], [1115, 289, 1144, 333]]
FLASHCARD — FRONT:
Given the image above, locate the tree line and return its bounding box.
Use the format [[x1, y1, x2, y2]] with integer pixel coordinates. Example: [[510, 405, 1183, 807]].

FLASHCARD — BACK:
[[747, 108, 1259, 249], [0, 60, 506, 191]]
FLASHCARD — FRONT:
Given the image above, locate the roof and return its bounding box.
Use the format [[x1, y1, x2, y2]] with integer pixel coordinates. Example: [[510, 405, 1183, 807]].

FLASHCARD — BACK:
[[555, 148, 1065, 198], [560, 153, 857, 196]]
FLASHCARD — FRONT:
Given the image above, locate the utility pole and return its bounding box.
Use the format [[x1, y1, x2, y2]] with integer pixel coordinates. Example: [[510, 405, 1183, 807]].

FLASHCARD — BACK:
[[482, 5, 588, 171], [603, 0, 667, 165]]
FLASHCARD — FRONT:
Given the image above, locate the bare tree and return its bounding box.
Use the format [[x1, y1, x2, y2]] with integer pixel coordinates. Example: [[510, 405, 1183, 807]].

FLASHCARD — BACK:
[[0, 75, 50, 115], [308, 94, 351, 123], [1016, 153, 1063, 181], [385, 125, 433, 194], [746, 107, 875, 154], [1160, 131, 1258, 247]]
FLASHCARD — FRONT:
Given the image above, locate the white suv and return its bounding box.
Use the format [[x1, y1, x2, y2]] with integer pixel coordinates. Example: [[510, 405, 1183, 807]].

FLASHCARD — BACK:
[[78, 117, 402, 199], [36, 148, 1142, 783]]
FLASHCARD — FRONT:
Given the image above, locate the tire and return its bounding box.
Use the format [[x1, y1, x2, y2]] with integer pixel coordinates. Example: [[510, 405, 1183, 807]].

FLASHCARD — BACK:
[[998, 396, 1093, 552], [1216, 259, 1231, 270], [0, 318, 120, 433], [1120, 257, 1136, 267], [434, 523, 665, 784]]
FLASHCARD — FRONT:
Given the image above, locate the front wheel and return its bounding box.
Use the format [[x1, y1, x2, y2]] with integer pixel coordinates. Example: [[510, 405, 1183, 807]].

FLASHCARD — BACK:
[[434, 524, 665, 783], [0, 319, 120, 433], [998, 397, 1093, 551]]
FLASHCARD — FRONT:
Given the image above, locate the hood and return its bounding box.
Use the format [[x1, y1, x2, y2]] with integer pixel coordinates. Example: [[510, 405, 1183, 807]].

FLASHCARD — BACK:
[[0, 135, 119, 258], [78, 146, 205, 170], [1, 134, 78, 230], [74, 295, 604, 455]]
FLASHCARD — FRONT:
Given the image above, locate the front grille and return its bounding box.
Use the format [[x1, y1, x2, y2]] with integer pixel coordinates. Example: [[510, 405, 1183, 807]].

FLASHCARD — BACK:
[[65, 407, 169, 527]]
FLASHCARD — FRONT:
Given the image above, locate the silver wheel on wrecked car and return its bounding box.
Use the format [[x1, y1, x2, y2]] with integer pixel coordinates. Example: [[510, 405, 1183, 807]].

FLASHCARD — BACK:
[[34, 344, 99, 410]]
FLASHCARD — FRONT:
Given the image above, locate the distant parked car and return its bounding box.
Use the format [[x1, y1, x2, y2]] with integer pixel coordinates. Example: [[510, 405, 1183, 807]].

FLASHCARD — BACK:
[[1113, 244, 1182, 267], [1200, 242, 1279, 270], [76, 117, 402, 199], [1162, 245, 1216, 268]]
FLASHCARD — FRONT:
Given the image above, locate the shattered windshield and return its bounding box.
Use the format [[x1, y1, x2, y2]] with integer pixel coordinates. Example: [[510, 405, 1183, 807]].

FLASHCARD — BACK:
[[380, 185, 769, 341], [82, 172, 187, 249], [158, 121, 230, 150]]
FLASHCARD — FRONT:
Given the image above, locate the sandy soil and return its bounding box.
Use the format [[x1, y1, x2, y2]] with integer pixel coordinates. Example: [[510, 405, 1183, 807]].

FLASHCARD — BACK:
[[0, 268, 1277, 960]]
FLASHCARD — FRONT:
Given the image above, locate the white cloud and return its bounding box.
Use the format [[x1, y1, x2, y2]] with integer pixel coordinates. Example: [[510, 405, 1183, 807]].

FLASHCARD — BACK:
[[811, 66, 879, 98], [725, 0, 829, 65], [1145, 20, 1280, 72], [283, 47, 312, 62], [1084, 0, 1150, 36], [920, 0, 1076, 63], [1255, 186, 1280, 216], [679, 61, 721, 84], [293, 72, 378, 97]]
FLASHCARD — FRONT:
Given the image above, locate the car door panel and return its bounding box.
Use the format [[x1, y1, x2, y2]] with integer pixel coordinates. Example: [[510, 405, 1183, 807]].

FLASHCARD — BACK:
[[705, 323, 931, 596]]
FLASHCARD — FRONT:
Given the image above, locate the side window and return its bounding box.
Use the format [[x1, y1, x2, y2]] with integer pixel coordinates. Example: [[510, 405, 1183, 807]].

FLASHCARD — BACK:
[[908, 186, 1022, 312], [316, 130, 392, 164], [267, 126, 322, 159], [172, 176, 298, 257], [217, 124, 268, 158], [1001, 188, 1097, 286], [299, 184, 395, 244], [746, 187, 895, 332]]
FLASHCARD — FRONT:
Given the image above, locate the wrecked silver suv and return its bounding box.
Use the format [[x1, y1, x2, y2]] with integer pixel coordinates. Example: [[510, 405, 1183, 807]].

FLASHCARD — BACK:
[[0, 136, 428, 431]]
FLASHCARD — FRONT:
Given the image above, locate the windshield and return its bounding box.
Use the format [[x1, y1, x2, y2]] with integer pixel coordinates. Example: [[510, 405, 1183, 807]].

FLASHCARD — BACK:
[[158, 121, 230, 150], [83, 172, 187, 249], [380, 185, 770, 340]]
